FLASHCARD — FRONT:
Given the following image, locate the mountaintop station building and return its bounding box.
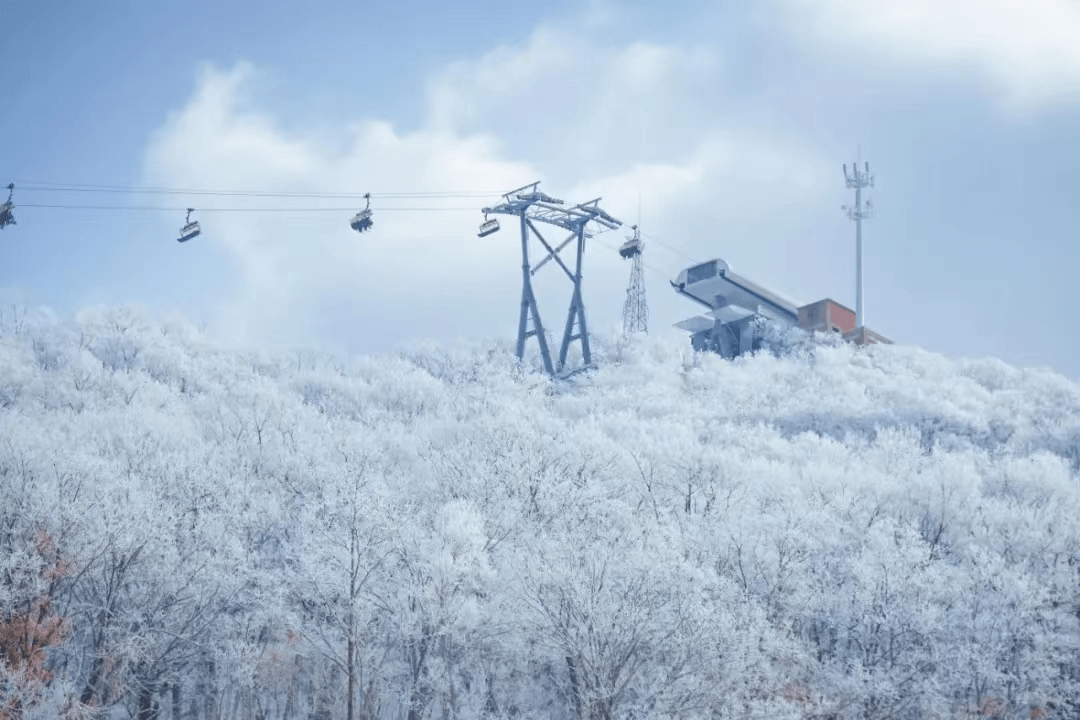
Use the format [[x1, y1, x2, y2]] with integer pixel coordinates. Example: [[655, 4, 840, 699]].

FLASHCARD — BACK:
[[672, 259, 891, 358]]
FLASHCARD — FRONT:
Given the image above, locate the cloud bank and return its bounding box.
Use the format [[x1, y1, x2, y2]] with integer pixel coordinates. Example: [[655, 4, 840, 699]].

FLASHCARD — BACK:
[[786, 0, 1080, 109]]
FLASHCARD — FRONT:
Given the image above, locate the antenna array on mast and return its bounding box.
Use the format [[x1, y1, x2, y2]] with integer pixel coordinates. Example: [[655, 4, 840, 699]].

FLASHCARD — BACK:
[[842, 156, 874, 329]]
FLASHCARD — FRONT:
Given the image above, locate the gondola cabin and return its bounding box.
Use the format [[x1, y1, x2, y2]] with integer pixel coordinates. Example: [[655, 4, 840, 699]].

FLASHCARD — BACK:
[[478, 218, 500, 237], [177, 220, 201, 243], [618, 236, 642, 258], [350, 209, 373, 233]]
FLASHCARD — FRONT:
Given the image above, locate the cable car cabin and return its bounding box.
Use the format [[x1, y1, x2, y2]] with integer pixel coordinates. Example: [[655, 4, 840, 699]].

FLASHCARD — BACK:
[[177, 221, 201, 243], [619, 237, 642, 258], [478, 218, 500, 237], [350, 209, 373, 233]]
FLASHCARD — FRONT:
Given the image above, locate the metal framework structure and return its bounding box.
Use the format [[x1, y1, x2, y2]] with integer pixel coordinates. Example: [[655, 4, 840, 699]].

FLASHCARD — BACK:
[[481, 181, 621, 376], [843, 158, 874, 328], [619, 225, 647, 334]]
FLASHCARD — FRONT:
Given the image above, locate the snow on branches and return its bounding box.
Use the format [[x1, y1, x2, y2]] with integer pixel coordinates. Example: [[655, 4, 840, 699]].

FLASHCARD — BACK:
[[0, 305, 1079, 719]]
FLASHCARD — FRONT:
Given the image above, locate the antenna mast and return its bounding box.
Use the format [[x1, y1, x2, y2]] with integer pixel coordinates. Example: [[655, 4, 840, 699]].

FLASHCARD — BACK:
[[843, 155, 874, 328], [619, 225, 647, 334]]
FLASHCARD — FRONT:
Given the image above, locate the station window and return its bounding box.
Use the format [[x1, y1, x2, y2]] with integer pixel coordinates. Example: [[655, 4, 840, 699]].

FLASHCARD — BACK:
[[686, 261, 717, 285]]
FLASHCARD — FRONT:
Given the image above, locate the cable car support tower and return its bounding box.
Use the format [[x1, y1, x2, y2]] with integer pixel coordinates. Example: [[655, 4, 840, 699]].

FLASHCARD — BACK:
[[481, 182, 622, 377], [620, 225, 647, 334]]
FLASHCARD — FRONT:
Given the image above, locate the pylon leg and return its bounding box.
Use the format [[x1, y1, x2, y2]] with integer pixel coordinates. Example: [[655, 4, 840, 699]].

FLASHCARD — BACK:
[[558, 287, 590, 371], [516, 215, 554, 375]]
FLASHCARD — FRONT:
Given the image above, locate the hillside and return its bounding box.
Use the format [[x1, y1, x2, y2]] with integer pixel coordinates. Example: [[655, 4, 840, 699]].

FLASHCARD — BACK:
[[2, 305, 1079, 720]]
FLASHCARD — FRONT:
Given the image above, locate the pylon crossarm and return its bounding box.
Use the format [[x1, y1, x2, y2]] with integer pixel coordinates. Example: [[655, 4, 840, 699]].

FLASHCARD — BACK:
[[483, 186, 620, 237], [568, 199, 620, 230], [502, 181, 542, 199], [530, 204, 586, 231]]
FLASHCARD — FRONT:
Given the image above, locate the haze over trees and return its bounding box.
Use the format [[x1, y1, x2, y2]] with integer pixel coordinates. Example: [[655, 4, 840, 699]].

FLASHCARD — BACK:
[[1, 305, 1079, 719]]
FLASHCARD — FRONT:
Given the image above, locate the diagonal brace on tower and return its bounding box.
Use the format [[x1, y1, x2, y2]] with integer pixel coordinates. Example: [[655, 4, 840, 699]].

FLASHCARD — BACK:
[[482, 181, 622, 377]]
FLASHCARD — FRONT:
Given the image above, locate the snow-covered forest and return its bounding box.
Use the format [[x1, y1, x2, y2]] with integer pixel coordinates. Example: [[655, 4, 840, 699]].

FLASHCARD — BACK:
[[2, 305, 1079, 720]]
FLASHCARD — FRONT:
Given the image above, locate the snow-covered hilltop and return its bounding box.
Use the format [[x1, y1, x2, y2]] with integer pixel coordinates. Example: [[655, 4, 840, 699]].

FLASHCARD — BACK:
[[2, 306, 1079, 720]]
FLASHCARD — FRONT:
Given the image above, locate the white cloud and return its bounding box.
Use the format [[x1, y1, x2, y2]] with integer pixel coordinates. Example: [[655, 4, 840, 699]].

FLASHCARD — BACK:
[[427, 28, 722, 176], [145, 63, 534, 352], [144, 26, 830, 355], [785, 0, 1080, 108]]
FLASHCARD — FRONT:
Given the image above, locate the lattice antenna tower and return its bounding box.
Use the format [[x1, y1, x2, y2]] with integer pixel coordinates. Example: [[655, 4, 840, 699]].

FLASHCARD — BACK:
[[619, 224, 647, 334], [843, 154, 874, 328], [481, 181, 622, 376]]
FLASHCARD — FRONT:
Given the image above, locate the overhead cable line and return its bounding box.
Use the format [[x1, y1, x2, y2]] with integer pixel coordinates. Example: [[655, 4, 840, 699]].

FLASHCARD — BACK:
[[11, 181, 687, 289], [18, 203, 479, 212], [15, 181, 504, 200], [638, 229, 698, 263]]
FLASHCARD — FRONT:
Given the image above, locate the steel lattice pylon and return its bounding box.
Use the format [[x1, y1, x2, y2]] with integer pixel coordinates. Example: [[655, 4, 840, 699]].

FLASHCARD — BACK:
[[619, 225, 647, 334], [481, 181, 621, 377]]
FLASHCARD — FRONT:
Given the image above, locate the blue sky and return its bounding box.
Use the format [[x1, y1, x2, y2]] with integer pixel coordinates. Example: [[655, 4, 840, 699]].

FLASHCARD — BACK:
[[3, 0, 1080, 376]]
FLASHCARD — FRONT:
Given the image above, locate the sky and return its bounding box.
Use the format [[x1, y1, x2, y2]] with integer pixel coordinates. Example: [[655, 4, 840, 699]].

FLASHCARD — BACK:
[[2, 0, 1080, 376]]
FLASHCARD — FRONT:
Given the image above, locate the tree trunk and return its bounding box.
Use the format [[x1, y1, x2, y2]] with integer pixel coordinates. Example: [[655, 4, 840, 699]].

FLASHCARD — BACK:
[[80, 652, 103, 704], [137, 681, 159, 720], [483, 673, 499, 718], [359, 676, 379, 720], [205, 660, 219, 720], [406, 632, 431, 720], [347, 634, 356, 720], [566, 656, 583, 720]]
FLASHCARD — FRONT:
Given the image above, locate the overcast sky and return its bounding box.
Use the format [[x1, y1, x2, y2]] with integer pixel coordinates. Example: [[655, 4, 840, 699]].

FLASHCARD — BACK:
[[3, 1, 1079, 376]]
